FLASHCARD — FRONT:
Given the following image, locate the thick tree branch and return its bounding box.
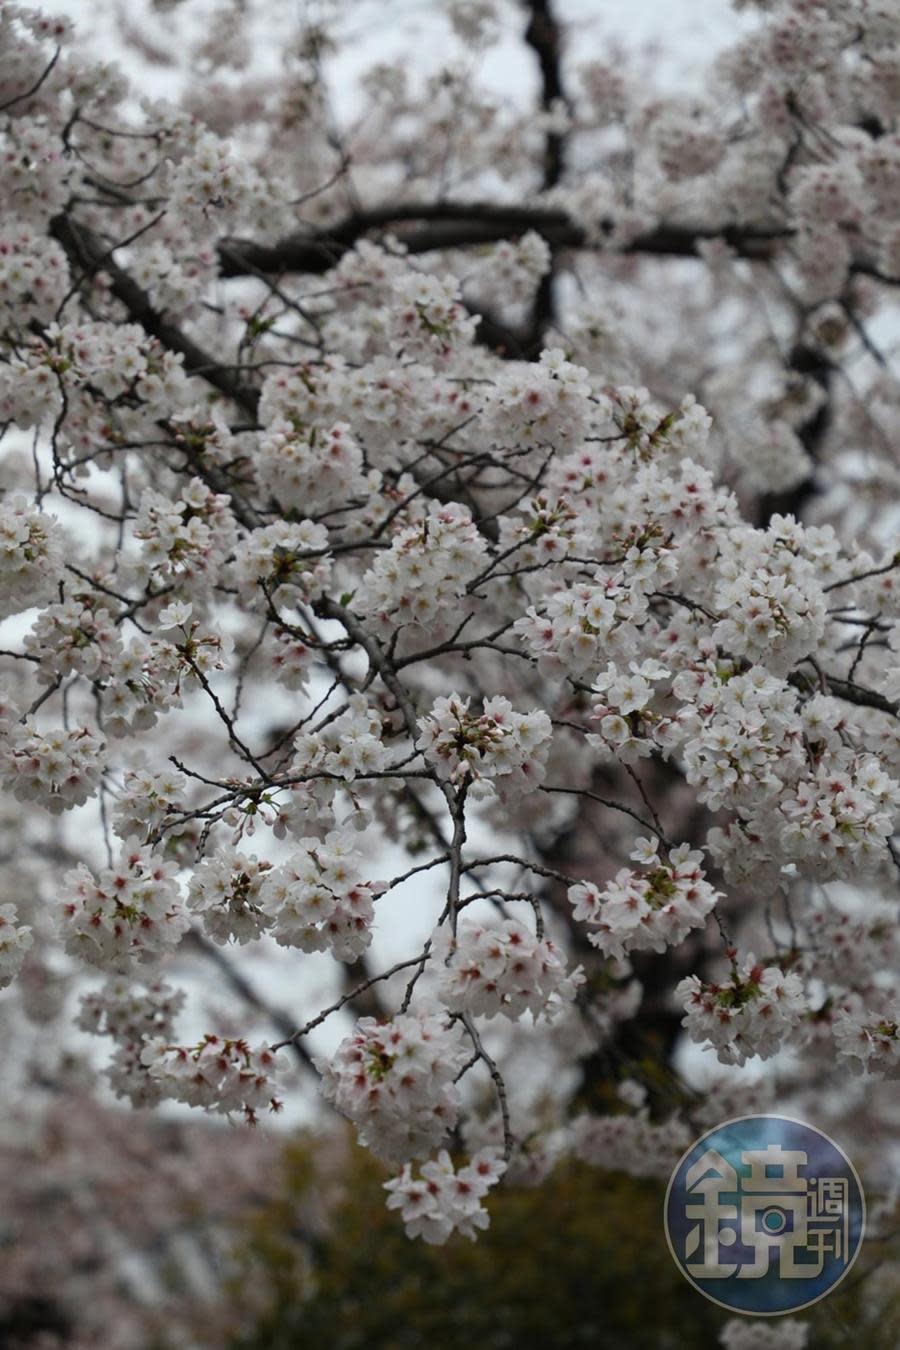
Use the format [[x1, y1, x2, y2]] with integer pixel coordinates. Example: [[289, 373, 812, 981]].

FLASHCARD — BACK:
[[792, 671, 899, 717], [523, 0, 569, 339], [48, 212, 502, 534], [50, 213, 261, 418], [218, 204, 788, 280], [524, 0, 567, 190]]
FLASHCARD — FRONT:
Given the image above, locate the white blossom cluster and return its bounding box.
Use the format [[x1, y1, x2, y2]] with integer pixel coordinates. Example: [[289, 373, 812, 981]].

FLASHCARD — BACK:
[[36, 320, 192, 434], [461, 1107, 559, 1187], [435, 917, 583, 1021], [328, 241, 408, 315], [465, 231, 551, 306], [776, 755, 900, 881], [567, 837, 720, 961], [78, 975, 185, 1043], [24, 596, 120, 683], [712, 522, 828, 675], [0, 903, 33, 989], [259, 831, 383, 961], [231, 518, 332, 610], [59, 840, 188, 969], [2, 723, 104, 814], [832, 1001, 900, 1080], [130, 477, 236, 594], [0, 220, 69, 328], [515, 576, 674, 683], [354, 501, 489, 637], [315, 1014, 469, 1164], [790, 161, 864, 230], [596, 387, 715, 465], [719, 1319, 808, 1350], [257, 420, 369, 515], [649, 97, 725, 181], [110, 766, 187, 845], [22, 92, 70, 176], [481, 349, 593, 450], [140, 1035, 285, 1123], [673, 667, 805, 814], [268, 624, 314, 692], [77, 976, 186, 1106], [387, 272, 481, 362], [167, 130, 287, 237], [129, 239, 206, 317], [284, 694, 390, 835], [710, 762, 900, 888], [667, 665, 900, 884], [587, 658, 674, 761], [804, 905, 900, 986], [734, 420, 812, 496], [0, 343, 62, 428], [676, 957, 809, 1067], [447, 0, 501, 46], [495, 490, 587, 581], [384, 1148, 506, 1245], [570, 1108, 690, 1179], [418, 693, 552, 797], [880, 620, 900, 703], [186, 849, 273, 945], [0, 495, 65, 619], [100, 637, 188, 738], [104, 614, 228, 739]]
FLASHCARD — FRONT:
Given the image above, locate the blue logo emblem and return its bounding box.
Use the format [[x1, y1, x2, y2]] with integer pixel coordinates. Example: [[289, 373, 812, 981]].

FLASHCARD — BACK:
[[664, 1114, 865, 1314]]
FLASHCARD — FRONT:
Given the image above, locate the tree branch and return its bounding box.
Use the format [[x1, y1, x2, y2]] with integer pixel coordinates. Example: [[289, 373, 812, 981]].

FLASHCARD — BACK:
[[523, 0, 569, 340], [217, 204, 789, 280], [50, 213, 261, 418]]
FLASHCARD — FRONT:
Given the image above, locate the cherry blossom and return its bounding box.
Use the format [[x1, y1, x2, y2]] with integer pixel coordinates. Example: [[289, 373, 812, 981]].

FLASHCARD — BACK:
[[3, 722, 104, 813], [833, 1001, 900, 1080], [77, 975, 186, 1106], [384, 1147, 506, 1244], [0, 903, 33, 988], [719, 1319, 808, 1350], [59, 840, 188, 970], [435, 916, 583, 1021], [315, 1015, 470, 1164], [186, 849, 274, 946], [676, 957, 810, 1067], [567, 837, 720, 960], [140, 1036, 285, 1123], [0, 495, 65, 619], [571, 1107, 690, 1180], [259, 830, 383, 960], [354, 501, 489, 639], [418, 694, 552, 797]]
